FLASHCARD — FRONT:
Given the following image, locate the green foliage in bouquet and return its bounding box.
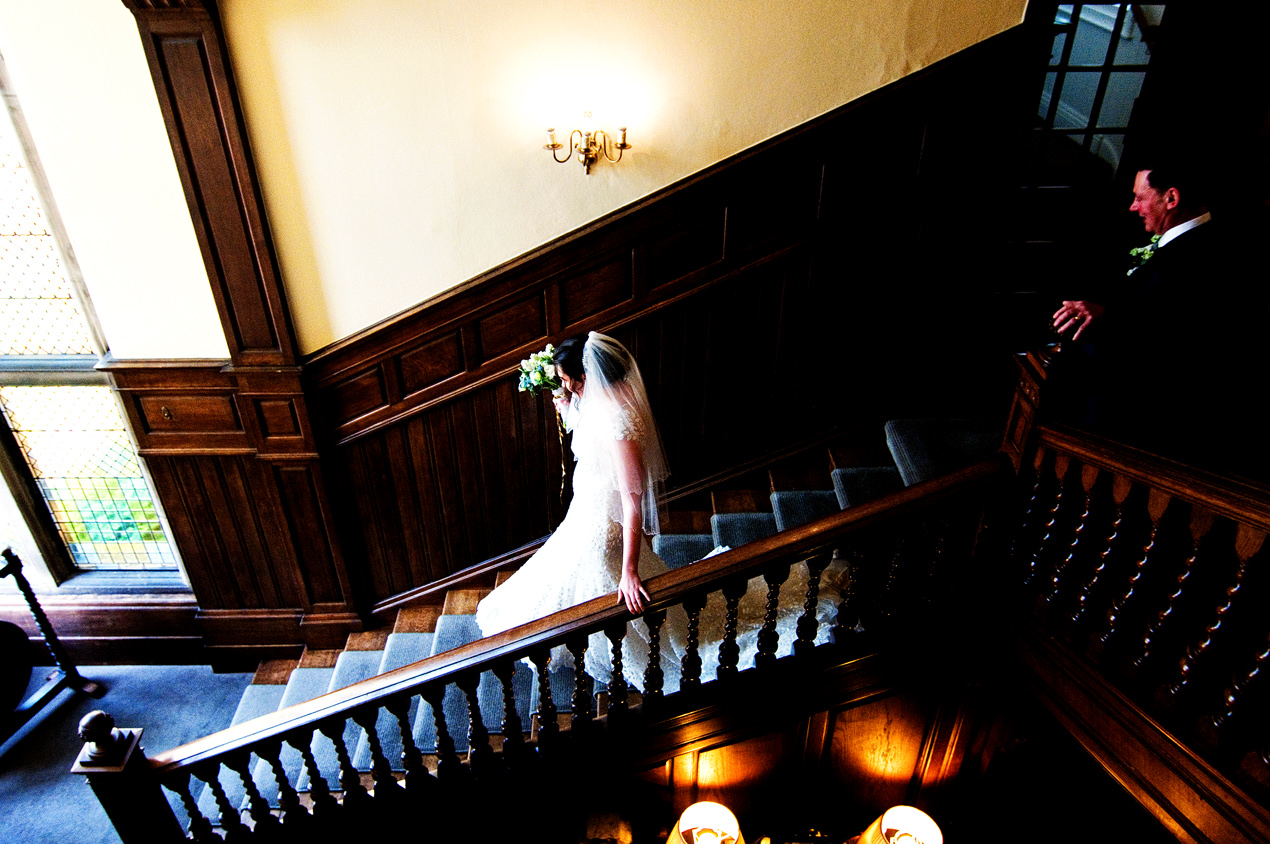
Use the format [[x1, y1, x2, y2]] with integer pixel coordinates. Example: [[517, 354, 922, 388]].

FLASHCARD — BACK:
[[517, 344, 562, 395]]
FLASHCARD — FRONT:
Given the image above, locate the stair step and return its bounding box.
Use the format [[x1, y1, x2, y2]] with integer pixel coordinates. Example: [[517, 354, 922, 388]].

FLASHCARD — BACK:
[[193, 680, 289, 822], [252, 658, 298, 685], [770, 490, 840, 531], [296, 649, 386, 791], [768, 458, 835, 493], [343, 628, 391, 652], [662, 509, 713, 535], [828, 434, 894, 471], [393, 604, 440, 633], [884, 417, 1000, 486], [412, 613, 532, 754], [832, 466, 904, 508], [711, 489, 769, 514], [441, 588, 488, 616], [352, 631, 436, 771], [652, 533, 716, 569], [711, 511, 777, 547]]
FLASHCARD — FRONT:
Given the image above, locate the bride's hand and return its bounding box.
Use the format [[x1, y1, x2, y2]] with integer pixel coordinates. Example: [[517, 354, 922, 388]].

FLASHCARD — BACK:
[[618, 569, 649, 615]]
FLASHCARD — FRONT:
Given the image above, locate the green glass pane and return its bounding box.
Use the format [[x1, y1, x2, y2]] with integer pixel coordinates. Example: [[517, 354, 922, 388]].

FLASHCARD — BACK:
[[0, 385, 175, 570]]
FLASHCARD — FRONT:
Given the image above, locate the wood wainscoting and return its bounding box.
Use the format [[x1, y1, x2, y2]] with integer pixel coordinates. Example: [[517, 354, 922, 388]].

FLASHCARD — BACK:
[[304, 27, 1033, 612], [61, 2, 1035, 662]]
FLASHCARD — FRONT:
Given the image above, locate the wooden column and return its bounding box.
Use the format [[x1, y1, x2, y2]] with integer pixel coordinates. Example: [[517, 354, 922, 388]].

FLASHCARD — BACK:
[[116, 0, 358, 652]]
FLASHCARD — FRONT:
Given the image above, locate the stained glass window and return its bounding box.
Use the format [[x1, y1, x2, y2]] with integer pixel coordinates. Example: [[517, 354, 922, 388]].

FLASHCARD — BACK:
[[1, 59, 178, 575]]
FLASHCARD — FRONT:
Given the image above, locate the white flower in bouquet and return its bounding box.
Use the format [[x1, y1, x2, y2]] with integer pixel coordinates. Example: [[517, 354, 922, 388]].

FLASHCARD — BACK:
[[516, 343, 563, 395]]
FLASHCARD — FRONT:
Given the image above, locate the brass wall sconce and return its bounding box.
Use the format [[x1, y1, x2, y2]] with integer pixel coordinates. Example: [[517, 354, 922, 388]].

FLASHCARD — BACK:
[[544, 112, 630, 175]]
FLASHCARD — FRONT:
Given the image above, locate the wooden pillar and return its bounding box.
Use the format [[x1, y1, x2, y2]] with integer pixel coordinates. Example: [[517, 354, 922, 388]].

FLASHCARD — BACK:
[[1002, 347, 1054, 472], [72, 711, 185, 844], [116, 0, 359, 651]]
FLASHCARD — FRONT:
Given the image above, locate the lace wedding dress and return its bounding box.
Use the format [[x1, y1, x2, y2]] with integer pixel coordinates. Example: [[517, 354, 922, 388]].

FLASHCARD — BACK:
[[475, 395, 843, 694], [477, 332, 843, 695], [475, 397, 682, 687]]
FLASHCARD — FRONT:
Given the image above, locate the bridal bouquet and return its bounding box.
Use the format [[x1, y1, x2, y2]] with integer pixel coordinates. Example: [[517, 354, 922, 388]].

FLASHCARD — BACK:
[[518, 344, 570, 500], [516, 345, 562, 395]]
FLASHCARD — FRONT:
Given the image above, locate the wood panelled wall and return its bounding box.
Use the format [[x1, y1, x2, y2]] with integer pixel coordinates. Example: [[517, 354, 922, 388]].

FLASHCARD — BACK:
[[83, 1, 1037, 660], [571, 653, 1020, 842], [305, 36, 1035, 613]]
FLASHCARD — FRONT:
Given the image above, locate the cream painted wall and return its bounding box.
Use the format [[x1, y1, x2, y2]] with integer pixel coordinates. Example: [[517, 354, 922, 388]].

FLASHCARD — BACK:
[[0, 1, 228, 361], [222, 0, 1026, 355]]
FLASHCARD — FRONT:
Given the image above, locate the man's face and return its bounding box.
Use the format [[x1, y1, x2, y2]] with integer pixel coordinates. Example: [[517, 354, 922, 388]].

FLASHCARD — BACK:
[[1129, 170, 1173, 235]]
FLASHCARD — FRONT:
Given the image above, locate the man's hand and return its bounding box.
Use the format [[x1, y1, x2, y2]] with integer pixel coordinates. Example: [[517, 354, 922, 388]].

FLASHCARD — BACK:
[[1053, 300, 1105, 340]]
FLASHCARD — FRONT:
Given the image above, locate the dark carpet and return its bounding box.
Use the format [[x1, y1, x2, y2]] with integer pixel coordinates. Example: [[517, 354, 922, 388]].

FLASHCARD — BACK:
[[0, 664, 252, 844]]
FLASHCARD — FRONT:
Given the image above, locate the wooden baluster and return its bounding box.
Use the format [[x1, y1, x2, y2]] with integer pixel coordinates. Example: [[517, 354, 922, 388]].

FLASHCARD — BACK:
[[1132, 507, 1216, 672], [795, 553, 832, 657], [1206, 633, 1270, 736], [642, 609, 666, 708], [1164, 525, 1266, 704], [1012, 446, 1049, 579], [679, 593, 707, 692], [1044, 463, 1098, 606], [491, 659, 526, 767], [318, 717, 372, 818], [879, 535, 906, 622], [604, 621, 630, 720], [715, 578, 748, 681], [352, 707, 403, 804], [455, 671, 494, 775], [421, 684, 465, 782], [384, 694, 434, 795], [1095, 487, 1171, 652], [194, 763, 252, 842], [223, 749, 282, 838], [756, 562, 791, 669], [1070, 474, 1133, 625], [832, 550, 863, 645], [167, 771, 221, 844], [458, 675, 494, 777], [287, 727, 339, 822], [255, 737, 313, 837], [921, 518, 951, 606], [565, 634, 594, 730], [528, 647, 558, 748], [1025, 452, 1071, 590]]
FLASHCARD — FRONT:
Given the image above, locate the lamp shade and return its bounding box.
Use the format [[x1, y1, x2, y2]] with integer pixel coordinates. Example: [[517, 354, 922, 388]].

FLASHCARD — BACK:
[[856, 806, 942, 844], [668, 801, 745, 844]]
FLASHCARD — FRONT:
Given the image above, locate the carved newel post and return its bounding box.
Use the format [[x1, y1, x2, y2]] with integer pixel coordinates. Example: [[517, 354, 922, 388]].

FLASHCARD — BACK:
[[72, 711, 185, 843]]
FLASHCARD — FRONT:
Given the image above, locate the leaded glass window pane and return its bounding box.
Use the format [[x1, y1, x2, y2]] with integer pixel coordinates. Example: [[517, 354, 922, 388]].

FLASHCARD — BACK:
[[0, 116, 95, 355], [0, 386, 175, 570]]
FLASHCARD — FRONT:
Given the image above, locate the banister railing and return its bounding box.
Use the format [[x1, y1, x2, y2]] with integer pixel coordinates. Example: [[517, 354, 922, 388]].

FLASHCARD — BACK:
[[1007, 412, 1270, 842], [73, 454, 1012, 842]]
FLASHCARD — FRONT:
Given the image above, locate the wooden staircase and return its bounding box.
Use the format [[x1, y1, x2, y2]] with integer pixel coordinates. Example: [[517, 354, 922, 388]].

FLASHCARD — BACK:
[[190, 415, 1002, 832]]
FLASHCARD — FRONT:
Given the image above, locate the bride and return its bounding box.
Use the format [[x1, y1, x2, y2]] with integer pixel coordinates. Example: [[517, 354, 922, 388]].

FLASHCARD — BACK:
[[476, 332, 676, 687], [476, 331, 840, 692]]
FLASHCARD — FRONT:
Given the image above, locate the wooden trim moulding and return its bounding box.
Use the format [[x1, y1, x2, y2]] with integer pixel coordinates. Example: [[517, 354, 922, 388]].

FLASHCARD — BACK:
[[1019, 623, 1270, 844]]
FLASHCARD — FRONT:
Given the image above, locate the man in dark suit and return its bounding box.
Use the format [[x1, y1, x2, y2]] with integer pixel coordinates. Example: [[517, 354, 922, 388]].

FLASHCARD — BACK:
[[1048, 160, 1256, 473]]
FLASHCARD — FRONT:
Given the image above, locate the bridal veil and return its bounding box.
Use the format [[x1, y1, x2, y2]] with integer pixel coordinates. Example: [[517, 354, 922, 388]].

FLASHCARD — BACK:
[[577, 331, 670, 537]]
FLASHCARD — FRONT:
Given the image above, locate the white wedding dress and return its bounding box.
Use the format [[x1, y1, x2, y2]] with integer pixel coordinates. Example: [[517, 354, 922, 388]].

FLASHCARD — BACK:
[[475, 395, 842, 695]]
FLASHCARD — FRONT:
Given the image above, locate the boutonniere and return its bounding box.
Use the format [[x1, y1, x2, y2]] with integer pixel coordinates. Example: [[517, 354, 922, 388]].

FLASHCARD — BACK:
[[1127, 234, 1160, 276]]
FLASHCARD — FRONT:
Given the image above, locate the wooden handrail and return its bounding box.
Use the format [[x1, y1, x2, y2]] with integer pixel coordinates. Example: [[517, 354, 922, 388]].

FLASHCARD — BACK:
[[1013, 416, 1270, 841], [146, 453, 1013, 773], [1037, 423, 1270, 527]]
